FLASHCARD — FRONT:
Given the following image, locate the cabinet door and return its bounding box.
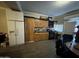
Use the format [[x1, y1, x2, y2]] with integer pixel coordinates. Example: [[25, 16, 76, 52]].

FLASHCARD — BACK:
[[34, 33, 48, 41], [16, 22, 25, 45], [8, 21, 16, 46], [38, 33, 48, 41], [33, 34, 40, 41], [34, 20, 47, 27], [34, 20, 39, 27], [41, 20, 48, 27]]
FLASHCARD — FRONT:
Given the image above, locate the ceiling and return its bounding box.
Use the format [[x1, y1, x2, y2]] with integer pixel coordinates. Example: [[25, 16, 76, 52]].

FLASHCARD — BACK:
[[3, 1, 79, 16]]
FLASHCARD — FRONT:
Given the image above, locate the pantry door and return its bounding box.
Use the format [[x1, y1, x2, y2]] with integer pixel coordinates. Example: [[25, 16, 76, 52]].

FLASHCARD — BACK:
[[15, 21, 24, 45], [8, 21, 17, 46]]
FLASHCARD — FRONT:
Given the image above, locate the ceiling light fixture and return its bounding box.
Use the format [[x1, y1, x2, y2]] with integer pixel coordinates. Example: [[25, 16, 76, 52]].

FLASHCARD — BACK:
[[55, 1, 71, 7]]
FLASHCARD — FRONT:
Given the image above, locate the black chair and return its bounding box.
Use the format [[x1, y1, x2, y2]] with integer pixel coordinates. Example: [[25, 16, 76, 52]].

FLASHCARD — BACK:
[[56, 40, 67, 56], [56, 36, 79, 58], [0, 33, 6, 44], [62, 34, 73, 43]]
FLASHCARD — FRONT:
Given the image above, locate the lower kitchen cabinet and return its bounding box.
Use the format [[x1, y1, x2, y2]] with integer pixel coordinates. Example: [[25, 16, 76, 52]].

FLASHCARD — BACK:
[[33, 33, 48, 41]]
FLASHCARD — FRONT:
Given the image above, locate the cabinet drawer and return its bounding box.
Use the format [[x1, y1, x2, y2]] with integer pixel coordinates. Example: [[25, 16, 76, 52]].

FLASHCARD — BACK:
[[33, 33, 48, 41]]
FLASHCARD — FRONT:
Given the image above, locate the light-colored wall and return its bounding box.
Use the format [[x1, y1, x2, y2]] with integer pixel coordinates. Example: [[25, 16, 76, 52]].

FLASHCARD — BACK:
[[63, 13, 79, 34], [52, 16, 64, 24], [64, 13, 79, 21], [0, 2, 9, 8], [6, 9, 24, 21], [0, 7, 8, 33], [63, 22, 75, 35]]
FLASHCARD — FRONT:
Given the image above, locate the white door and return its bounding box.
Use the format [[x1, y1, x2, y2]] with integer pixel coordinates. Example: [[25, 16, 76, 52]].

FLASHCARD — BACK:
[[15, 21, 24, 45], [63, 22, 75, 35], [8, 21, 24, 46], [8, 21, 17, 46]]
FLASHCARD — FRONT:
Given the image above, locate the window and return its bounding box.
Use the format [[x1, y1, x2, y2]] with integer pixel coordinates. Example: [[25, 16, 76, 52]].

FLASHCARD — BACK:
[[54, 24, 63, 32]]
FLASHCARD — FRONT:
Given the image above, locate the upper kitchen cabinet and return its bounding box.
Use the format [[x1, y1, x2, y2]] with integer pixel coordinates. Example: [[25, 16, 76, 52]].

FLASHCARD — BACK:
[[34, 19, 48, 28], [6, 9, 24, 21], [40, 20, 48, 27], [34, 19, 39, 27]]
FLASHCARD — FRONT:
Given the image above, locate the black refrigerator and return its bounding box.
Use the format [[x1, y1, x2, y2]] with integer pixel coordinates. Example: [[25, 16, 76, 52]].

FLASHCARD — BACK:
[[48, 21, 54, 40]]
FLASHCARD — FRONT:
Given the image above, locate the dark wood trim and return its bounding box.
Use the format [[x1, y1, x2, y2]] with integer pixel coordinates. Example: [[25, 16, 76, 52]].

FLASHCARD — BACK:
[[24, 16, 48, 21], [8, 20, 24, 22], [24, 16, 39, 19]]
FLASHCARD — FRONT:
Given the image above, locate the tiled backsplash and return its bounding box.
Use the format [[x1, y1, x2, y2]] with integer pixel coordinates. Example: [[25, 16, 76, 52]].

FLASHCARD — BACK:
[[34, 27, 48, 33]]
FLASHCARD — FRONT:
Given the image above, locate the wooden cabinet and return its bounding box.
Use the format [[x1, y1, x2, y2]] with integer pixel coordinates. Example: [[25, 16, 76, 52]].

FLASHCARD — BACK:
[[33, 33, 48, 41], [25, 18, 35, 42], [25, 18, 48, 42], [34, 20, 48, 27], [40, 20, 48, 27]]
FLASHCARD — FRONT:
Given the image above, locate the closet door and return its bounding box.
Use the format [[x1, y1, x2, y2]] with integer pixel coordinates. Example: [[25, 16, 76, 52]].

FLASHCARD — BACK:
[[8, 21, 17, 46], [16, 21, 24, 45]]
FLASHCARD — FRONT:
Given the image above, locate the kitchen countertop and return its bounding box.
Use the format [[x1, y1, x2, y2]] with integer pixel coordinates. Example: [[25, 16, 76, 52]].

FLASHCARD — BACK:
[[34, 32, 48, 34]]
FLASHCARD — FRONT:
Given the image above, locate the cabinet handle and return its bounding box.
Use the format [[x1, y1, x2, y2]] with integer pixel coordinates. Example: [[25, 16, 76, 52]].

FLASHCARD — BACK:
[[9, 31, 15, 33], [15, 33, 17, 36]]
